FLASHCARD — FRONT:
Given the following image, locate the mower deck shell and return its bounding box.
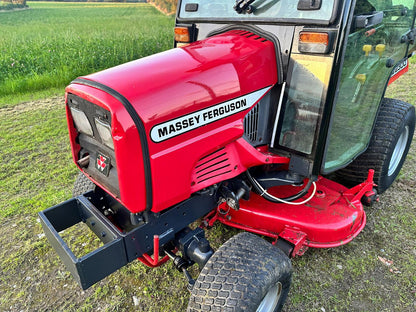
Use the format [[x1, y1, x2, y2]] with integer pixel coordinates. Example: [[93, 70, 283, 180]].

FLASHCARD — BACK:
[[210, 176, 370, 251]]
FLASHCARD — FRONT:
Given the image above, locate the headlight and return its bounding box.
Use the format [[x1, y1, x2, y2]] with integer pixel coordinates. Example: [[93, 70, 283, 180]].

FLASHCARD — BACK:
[[69, 107, 93, 136], [95, 118, 114, 149]]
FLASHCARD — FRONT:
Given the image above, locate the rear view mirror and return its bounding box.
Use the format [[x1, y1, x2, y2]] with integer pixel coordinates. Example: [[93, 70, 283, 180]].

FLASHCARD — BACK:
[[354, 11, 384, 29]]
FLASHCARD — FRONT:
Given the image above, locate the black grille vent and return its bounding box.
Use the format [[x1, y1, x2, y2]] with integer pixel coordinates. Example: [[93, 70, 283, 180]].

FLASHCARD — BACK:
[[243, 91, 273, 146], [244, 103, 259, 142]]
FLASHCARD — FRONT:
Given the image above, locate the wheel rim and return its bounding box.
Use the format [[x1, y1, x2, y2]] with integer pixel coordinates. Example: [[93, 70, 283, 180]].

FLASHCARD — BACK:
[[388, 126, 409, 176], [256, 282, 282, 312]]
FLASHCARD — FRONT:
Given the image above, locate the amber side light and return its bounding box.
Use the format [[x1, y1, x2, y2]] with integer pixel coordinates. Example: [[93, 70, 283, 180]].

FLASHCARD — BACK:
[[174, 27, 190, 43], [299, 32, 330, 54], [299, 32, 329, 45]]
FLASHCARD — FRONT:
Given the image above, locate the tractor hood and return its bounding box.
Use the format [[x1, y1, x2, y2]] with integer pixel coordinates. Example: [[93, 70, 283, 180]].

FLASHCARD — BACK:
[[67, 30, 280, 213]]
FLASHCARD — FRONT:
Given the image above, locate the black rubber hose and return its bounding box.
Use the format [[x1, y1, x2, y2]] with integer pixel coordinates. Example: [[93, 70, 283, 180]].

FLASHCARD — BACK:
[[246, 170, 313, 203]]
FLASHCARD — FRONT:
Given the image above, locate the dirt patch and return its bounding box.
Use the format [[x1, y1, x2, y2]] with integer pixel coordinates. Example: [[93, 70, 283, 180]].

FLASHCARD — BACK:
[[0, 96, 64, 117], [0, 7, 29, 13]]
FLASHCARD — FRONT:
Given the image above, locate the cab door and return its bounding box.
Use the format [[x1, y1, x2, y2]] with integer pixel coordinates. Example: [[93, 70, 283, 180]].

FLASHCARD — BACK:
[[324, 0, 416, 173], [407, 1, 416, 54]]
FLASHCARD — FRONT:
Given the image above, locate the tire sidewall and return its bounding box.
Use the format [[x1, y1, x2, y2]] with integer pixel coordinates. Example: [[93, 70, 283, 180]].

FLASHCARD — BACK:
[[270, 275, 292, 312], [378, 105, 415, 192], [254, 264, 292, 312]]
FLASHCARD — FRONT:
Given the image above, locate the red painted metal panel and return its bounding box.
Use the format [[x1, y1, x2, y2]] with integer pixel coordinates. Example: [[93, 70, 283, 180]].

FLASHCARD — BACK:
[[65, 85, 148, 212], [210, 176, 370, 249], [66, 31, 278, 213]]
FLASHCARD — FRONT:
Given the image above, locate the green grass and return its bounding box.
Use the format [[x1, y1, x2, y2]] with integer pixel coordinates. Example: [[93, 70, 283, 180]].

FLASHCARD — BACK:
[[0, 1, 174, 106], [0, 97, 75, 218], [0, 86, 63, 106], [0, 2, 415, 311]]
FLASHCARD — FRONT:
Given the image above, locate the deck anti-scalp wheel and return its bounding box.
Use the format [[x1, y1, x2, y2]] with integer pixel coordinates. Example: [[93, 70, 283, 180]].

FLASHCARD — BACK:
[[187, 232, 292, 312], [337, 98, 415, 193]]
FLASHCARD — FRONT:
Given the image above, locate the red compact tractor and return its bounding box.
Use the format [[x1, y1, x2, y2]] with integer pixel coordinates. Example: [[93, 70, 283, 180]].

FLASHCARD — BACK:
[[39, 0, 416, 311]]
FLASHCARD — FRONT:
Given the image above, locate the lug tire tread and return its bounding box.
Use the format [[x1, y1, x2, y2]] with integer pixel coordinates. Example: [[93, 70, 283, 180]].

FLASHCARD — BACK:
[[187, 232, 292, 312]]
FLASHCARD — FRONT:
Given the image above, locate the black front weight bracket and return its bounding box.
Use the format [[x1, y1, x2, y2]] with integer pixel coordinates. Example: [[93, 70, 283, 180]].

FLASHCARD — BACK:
[[39, 190, 217, 289]]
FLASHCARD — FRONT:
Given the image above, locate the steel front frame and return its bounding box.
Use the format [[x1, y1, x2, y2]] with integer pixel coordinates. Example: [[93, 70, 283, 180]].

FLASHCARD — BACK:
[[39, 190, 218, 289]]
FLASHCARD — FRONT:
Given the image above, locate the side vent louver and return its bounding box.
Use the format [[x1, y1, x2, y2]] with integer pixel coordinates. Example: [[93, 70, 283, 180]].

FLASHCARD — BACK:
[[243, 90, 272, 147], [193, 148, 232, 184], [227, 30, 269, 43], [244, 103, 259, 142]]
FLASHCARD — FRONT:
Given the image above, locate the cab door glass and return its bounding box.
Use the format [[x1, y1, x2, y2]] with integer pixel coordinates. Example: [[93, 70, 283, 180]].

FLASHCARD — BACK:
[[324, 0, 415, 173], [406, 1, 416, 54]]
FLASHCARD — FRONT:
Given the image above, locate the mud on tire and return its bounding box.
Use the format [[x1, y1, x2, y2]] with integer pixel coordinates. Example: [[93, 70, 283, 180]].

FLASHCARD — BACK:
[[72, 172, 95, 197], [187, 232, 292, 312], [337, 98, 415, 194]]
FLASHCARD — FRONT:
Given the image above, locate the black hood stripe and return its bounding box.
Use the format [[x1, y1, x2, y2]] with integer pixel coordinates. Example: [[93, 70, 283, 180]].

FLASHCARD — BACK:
[[71, 78, 153, 212]]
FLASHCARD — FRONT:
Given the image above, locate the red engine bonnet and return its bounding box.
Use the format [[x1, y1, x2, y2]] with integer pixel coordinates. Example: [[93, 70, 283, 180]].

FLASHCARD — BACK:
[[66, 30, 279, 213]]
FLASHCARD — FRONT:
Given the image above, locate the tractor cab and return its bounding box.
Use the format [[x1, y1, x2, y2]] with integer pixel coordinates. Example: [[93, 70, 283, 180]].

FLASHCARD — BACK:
[[39, 1, 415, 311], [175, 0, 416, 181]]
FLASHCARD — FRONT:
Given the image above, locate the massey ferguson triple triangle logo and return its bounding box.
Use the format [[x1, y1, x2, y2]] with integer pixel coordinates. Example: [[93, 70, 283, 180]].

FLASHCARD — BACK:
[[97, 155, 107, 170], [96, 153, 110, 176]]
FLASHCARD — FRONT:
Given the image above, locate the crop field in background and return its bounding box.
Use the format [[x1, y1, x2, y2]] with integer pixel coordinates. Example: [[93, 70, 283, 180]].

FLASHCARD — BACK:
[[0, 2, 415, 311], [0, 1, 174, 105]]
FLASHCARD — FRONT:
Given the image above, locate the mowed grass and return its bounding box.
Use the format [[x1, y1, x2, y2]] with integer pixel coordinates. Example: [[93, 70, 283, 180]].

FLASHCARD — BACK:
[[0, 1, 174, 106]]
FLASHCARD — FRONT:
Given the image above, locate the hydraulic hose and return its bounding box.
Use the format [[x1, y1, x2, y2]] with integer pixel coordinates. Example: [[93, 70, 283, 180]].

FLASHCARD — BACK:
[[246, 170, 315, 204]]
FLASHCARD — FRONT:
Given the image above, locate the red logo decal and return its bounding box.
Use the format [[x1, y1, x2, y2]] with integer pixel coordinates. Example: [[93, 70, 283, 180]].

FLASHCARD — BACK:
[[97, 155, 107, 171]]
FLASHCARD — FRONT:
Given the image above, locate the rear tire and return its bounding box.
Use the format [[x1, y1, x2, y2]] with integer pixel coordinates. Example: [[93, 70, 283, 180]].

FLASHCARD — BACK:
[[187, 232, 292, 312], [72, 172, 95, 197], [337, 98, 415, 193]]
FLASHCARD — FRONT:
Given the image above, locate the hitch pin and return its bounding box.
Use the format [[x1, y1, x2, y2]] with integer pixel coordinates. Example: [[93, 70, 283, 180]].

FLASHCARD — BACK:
[[164, 249, 195, 291], [77, 155, 90, 168]]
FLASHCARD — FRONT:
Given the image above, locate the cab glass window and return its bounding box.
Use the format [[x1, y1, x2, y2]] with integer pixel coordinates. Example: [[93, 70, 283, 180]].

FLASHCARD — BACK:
[[324, 0, 415, 173], [179, 0, 336, 23]]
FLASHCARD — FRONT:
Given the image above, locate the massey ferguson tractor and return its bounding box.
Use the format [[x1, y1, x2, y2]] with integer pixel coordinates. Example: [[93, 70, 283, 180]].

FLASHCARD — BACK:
[[39, 0, 416, 310]]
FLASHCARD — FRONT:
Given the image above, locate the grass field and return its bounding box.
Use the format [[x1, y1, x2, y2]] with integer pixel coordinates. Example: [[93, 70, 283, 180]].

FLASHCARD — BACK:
[[0, 1, 174, 106], [0, 2, 415, 311]]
